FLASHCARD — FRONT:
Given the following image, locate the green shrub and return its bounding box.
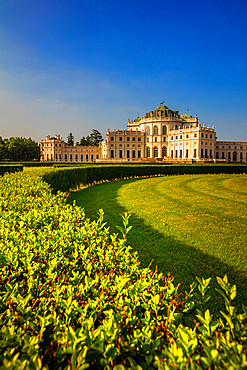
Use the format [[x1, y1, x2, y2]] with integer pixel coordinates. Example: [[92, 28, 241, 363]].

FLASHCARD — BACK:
[[0, 170, 246, 368], [0, 165, 23, 176], [43, 164, 247, 192]]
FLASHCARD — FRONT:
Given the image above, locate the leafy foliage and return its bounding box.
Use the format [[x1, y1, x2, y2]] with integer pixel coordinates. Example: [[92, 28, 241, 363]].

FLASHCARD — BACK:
[[0, 170, 246, 368], [67, 133, 74, 146], [0, 165, 23, 176], [76, 129, 103, 147], [0, 137, 40, 161], [43, 164, 247, 192]]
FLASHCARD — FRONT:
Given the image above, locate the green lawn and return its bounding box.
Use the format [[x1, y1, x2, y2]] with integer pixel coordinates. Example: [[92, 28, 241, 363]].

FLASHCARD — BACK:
[[68, 174, 247, 310]]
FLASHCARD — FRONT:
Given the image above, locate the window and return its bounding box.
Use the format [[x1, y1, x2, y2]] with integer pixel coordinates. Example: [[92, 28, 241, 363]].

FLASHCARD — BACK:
[[65, 154, 67, 161], [222, 146, 225, 149], [201, 149, 204, 158], [138, 150, 141, 158], [59, 154, 61, 160], [216, 152, 219, 159], [110, 137, 114, 141], [194, 133, 197, 138], [153, 126, 158, 135], [171, 150, 174, 158], [132, 150, 135, 158], [119, 137, 122, 141], [210, 134, 212, 138], [81, 154, 83, 161], [206, 134, 208, 138], [70, 154, 72, 161], [146, 126, 150, 135], [147, 137, 149, 142], [127, 150, 130, 158], [180, 149, 182, 158], [127, 137, 130, 141], [222, 152, 225, 159], [154, 137, 157, 142], [175, 136, 178, 140], [205, 149, 208, 158], [228, 152, 231, 160], [175, 150, 178, 158], [210, 149, 212, 158], [163, 137, 166, 142], [132, 137, 135, 141], [186, 149, 189, 158], [153, 147, 158, 157], [180, 135, 182, 139], [138, 137, 141, 141], [96, 154, 99, 159], [194, 149, 197, 158], [146, 147, 150, 158], [162, 126, 167, 135], [111, 150, 114, 158], [56, 154, 58, 160], [162, 147, 167, 157], [201, 133, 204, 138], [119, 150, 122, 158], [240, 152, 243, 160], [86, 154, 88, 161], [91, 154, 93, 161], [186, 134, 189, 138], [171, 136, 174, 140]]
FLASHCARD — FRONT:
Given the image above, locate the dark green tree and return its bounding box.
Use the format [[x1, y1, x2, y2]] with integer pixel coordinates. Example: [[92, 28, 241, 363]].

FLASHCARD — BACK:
[[0, 137, 7, 160], [80, 136, 90, 146], [67, 133, 74, 146], [89, 129, 103, 146], [1, 137, 39, 161]]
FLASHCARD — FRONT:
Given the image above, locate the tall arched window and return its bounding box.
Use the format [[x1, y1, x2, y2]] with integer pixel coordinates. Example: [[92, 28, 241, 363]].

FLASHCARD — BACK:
[[153, 125, 158, 135], [162, 125, 167, 135], [162, 147, 167, 157], [146, 126, 150, 135], [146, 147, 150, 157], [153, 147, 158, 158]]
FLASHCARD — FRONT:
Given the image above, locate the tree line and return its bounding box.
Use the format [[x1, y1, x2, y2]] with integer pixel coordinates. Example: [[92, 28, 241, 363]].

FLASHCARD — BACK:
[[0, 137, 40, 161], [67, 129, 103, 146]]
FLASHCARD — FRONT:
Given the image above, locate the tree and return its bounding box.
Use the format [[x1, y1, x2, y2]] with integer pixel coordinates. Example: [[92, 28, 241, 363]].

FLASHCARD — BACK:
[[67, 133, 74, 146], [89, 129, 103, 146], [79, 136, 90, 146], [0, 137, 7, 160], [0, 137, 40, 161], [76, 129, 103, 147]]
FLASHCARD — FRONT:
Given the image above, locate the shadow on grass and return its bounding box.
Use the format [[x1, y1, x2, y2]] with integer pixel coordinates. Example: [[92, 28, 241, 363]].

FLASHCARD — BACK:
[[68, 178, 247, 312]]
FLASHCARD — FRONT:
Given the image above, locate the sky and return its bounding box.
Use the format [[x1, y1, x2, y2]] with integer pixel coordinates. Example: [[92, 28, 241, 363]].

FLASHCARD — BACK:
[[0, 0, 247, 142]]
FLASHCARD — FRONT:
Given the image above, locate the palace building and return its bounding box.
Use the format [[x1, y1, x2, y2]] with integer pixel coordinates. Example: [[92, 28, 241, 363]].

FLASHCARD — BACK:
[[40, 103, 247, 163]]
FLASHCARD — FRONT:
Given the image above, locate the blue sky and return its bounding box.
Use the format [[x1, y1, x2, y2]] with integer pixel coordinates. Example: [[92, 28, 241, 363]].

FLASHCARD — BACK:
[[1, 0, 247, 142]]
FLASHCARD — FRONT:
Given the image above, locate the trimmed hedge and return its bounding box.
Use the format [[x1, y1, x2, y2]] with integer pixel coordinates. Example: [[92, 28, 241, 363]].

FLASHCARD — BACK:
[[0, 170, 247, 368], [42, 164, 247, 192], [0, 165, 23, 176]]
